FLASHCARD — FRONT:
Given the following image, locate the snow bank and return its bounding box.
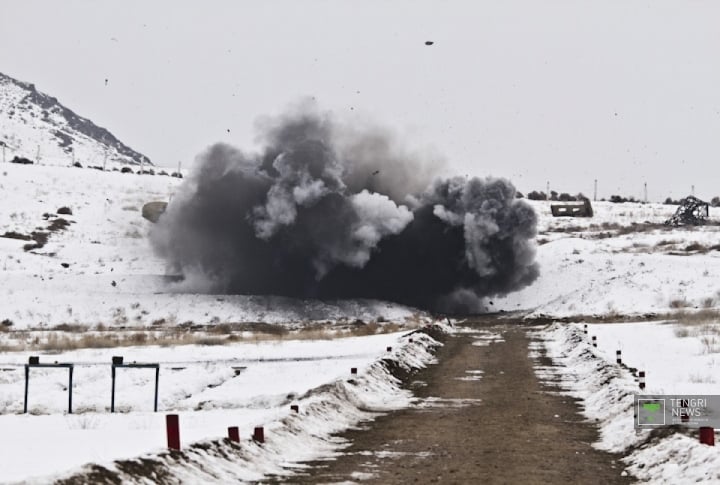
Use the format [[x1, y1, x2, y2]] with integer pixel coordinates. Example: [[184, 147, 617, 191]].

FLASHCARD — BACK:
[[535, 323, 720, 484], [42, 324, 447, 484]]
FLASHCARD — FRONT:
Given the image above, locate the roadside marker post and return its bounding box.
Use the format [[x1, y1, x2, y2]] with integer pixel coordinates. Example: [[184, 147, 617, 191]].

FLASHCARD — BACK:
[[639, 371, 646, 390], [616, 350, 622, 365], [253, 426, 265, 443], [591, 336, 597, 348], [700, 427, 715, 446], [228, 426, 240, 443], [166, 414, 180, 450]]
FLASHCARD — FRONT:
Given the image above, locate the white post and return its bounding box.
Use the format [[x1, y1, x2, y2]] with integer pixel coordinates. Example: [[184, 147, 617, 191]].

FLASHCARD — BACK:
[[644, 182, 648, 204], [593, 179, 597, 201], [103, 149, 108, 171], [2, 144, 5, 164], [141, 156, 145, 175], [36, 145, 41, 164]]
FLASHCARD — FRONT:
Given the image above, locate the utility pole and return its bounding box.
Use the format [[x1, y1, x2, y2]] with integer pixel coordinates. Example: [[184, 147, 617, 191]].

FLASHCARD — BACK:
[[546, 181, 550, 200], [692, 185, 695, 197], [594, 179, 597, 201], [103, 149, 108, 171], [36, 144, 41, 164], [141, 156, 145, 175], [644, 182, 648, 204], [1, 142, 5, 164]]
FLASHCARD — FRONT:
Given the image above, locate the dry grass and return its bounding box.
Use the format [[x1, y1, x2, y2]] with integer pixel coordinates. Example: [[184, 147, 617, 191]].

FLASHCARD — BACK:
[[670, 308, 720, 324], [0, 319, 416, 352], [700, 335, 720, 354], [669, 298, 691, 309], [688, 373, 716, 383]]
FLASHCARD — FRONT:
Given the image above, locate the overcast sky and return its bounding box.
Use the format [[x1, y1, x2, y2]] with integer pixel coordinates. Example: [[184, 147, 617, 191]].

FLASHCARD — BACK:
[[1, 1, 719, 201]]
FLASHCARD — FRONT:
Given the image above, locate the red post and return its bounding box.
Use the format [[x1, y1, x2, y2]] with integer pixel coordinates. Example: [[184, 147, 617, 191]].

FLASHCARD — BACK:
[[350, 367, 357, 375], [591, 336, 597, 348], [700, 427, 715, 446], [253, 426, 265, 443], [166, 414, 180, 450], [290, 404, 299, 413], [639, 371, 646, 390]]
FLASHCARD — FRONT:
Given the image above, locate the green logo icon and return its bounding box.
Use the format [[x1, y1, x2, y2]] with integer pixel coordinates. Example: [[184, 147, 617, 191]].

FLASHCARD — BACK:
[[638, 399, 665, 426]]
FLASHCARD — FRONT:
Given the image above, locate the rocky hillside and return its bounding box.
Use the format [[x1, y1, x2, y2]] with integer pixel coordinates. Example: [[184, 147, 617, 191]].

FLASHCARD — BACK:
[[0, 71, 150, 167]]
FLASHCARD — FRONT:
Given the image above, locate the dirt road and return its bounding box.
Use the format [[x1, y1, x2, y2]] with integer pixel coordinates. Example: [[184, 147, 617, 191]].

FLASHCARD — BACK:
[[279, 322, 631, 484]]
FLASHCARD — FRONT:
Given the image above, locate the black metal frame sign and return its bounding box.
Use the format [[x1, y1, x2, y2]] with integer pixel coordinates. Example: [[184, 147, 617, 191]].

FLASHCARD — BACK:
[[110, 356, 160, 412], [24, 357, 74, 414]]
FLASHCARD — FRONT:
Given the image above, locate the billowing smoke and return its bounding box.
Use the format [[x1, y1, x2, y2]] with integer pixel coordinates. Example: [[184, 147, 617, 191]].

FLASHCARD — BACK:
[[151, 105, 539, 312]]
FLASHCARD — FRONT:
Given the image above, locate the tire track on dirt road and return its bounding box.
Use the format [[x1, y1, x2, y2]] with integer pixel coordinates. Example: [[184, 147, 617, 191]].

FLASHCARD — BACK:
[[279, 322, 632, 484]]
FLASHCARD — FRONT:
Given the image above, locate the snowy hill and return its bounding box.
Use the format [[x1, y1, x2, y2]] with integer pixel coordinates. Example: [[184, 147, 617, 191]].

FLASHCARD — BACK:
[[0, 71, 150, 167]]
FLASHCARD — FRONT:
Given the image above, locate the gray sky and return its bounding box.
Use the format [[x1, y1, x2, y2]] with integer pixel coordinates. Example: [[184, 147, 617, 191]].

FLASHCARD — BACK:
[[2, 1, 719, 201]]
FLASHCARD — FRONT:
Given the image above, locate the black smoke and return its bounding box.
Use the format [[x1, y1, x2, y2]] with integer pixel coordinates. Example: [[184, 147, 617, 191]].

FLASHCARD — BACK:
[[150, 105, 539, 312]]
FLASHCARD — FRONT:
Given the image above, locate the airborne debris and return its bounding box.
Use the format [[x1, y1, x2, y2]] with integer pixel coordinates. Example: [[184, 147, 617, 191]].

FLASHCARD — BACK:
[[665, 196, 709, 226]]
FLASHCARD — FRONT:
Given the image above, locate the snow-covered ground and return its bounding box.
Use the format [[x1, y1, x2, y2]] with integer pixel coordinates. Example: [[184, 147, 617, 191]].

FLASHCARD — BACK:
[[536, 322, 720, 484], [0, 328, 442, 483], [0, 162, 421, 329], [3, 160, 720, 482], [495, 199, 720, 318]]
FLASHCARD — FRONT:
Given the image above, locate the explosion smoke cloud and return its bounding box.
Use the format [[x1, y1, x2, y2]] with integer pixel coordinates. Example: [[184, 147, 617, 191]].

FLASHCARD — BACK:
[[151, 105, 539, 312]]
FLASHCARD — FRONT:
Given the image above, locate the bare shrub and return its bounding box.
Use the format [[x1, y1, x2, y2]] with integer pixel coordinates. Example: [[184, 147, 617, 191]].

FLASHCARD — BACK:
[[57, 207, 73, 215], [685, 242, 707, 253], [195, 337, 227, 346], [700, 335, 720, 354], [52, 323, 87, 332], [669, 299, 690, 309], [672, 309, 720, 324], [689, 373, 716, 383], [674, 327, 690, 338]]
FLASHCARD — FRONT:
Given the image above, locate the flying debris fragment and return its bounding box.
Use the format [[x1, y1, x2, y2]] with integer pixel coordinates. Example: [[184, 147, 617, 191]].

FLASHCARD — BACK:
[[425, 41, 434, 46]]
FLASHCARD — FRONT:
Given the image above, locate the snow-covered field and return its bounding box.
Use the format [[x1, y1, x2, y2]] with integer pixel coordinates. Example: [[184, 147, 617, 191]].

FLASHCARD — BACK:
[[3, 159, 720, 482], [495, 199, 720, 318], [0, 328, 442, 483], [0, 162, 421, 329]]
